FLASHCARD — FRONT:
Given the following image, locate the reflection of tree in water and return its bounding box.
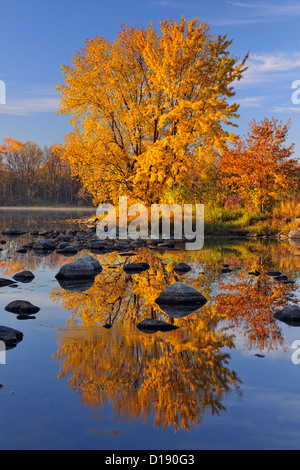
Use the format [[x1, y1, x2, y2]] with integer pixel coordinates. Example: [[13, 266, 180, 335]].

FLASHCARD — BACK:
[[216, 269, 297, 352], [49, 243, 299, 431], [50, 249, 216, 326], [53, 318, 241, 432], [50, 249, 244, 431]]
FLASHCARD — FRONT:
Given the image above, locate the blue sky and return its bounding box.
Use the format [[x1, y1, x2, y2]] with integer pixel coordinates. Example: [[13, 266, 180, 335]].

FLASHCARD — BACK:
[[1, 0, 300, 156]]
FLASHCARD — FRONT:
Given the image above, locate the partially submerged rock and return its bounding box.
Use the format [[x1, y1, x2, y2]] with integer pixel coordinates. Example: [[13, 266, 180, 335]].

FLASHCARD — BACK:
[[57, 242, 70, 249], [274, 305, 300, 326], [0, 278, 17, 288], [55, 254, 102, 280], [174, 263, 191, 273], [156, 282, 207, 306], [137, 318, 179, 333], [155, 282, 207, 318], [33, 239, 55, 251], [56, 245, 78, 256], [86, 240, 107, 251], [2, 227, 25, 236], [123, 262, 150, 274], [77, 254, 102, 273], [12, 271, 35, 283], [5, 300, 40, 315], [0, 326, 23, 350]]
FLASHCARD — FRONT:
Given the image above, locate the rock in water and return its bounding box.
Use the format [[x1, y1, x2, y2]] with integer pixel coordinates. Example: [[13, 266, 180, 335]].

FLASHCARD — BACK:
[[137, 318, 179, 333], [5, 300, 40, 315], [55, 255, 102, 280], [156, 282, 207, 305], [155, 282, 207, 318], [0, 326, 23, 350], [12, 271, 35, 283], [76, 254, 102, 273], [33, 239, 55, 250], [0, 278, 17, 288], [274, 305, 300, 326], [174, 263, 191, 273], [2, 227, 25, 236], [123, 262, 150, 274], [56, 245, 78, 254]]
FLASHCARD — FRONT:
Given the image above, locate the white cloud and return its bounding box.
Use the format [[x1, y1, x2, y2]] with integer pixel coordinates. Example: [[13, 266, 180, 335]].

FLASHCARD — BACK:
[[250, 54, 300, 73], [211, 1, 300, 26], [273, 106, 300, 114], [0, 96, 60, 116], [237, 52, 300, 85], [236, 96, 264, 107], [228, 1, 300, 18]]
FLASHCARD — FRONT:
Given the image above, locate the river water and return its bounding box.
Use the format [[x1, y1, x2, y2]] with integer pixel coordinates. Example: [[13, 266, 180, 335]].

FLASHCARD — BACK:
[[0, 208, 299, 450]]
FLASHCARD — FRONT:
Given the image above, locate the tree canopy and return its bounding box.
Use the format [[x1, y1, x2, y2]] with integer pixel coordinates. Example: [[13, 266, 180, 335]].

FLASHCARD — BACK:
[[53, 17, 248, 205], [219, 117, 299, 211]]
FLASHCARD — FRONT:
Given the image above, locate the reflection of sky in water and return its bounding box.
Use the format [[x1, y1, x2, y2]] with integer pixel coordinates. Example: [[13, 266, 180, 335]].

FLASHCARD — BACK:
[[0, 209, 300, 449]]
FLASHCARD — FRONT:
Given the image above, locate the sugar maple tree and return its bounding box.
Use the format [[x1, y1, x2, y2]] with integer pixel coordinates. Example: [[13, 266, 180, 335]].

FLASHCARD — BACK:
[[219, 117, 298, 211], [53, 17, 248, 205]]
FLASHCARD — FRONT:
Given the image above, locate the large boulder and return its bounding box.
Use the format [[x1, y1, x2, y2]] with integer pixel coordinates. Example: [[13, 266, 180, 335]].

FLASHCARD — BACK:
[[156, 282, 207, 305], [55, 254, 102, 280], [76, 254, 102, 273], [288, 228, 300, 239], [5, 300, 40, 315], [274, 305, 300, 326], [155, 282, 207, 318]]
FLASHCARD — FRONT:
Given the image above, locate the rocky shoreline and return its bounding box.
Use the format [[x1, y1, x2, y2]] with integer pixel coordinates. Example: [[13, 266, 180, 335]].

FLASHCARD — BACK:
[[0, 218, 299, 346]]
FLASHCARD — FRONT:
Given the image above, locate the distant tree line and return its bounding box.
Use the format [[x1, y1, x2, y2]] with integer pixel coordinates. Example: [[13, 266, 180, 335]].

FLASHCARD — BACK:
[[0, 137, 93, 206]]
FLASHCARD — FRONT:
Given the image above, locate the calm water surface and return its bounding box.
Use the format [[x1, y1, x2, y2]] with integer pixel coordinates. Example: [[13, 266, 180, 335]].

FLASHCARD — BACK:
[[0, 208, 299, 450]]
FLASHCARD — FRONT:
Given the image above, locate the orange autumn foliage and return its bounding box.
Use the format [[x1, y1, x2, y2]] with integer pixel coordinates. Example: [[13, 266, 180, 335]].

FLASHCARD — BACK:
[[53, 17, 248, 205], [219, 117, 299, 211]]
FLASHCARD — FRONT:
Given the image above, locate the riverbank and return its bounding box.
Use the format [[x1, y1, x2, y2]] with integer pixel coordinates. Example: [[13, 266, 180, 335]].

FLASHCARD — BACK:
[[78, 210, 300, 240], [0, 206, 95, 211]]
